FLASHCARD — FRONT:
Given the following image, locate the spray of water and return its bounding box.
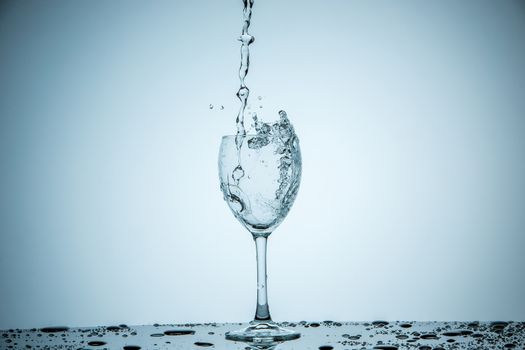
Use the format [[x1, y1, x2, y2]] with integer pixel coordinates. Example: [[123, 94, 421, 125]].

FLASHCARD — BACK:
[[221, 0, 301, 230]]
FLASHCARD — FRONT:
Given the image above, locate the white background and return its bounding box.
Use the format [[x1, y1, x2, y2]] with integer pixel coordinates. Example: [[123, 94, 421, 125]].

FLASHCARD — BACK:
[[0, 0, 524, 329]]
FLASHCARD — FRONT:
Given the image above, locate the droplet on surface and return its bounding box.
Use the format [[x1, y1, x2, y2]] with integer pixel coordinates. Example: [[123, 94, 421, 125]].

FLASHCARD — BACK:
[[372, 321, 389, 328], [163, 330, 195, 336], [195, 341, 214, 347], [87, 340, 107, 346], [442, 331, 462, 337], [319, 345, 334, 350], [40, 327, 69, 333], [420, 333, 438, 339], [318, 346, 333, 350]]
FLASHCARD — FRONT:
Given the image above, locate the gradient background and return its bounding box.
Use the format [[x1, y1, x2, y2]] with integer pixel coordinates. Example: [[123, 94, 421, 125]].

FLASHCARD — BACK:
[[1, 0, 525, 330]]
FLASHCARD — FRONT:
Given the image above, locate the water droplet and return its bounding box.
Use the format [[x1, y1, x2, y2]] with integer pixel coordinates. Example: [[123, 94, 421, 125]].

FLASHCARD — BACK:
[[87, 341, 106, 346], [195, 342, 214, 347], [40, 327, 69, 333], [442, 331, 462, 337], [164, 330, 195, 336], [209, 104, 214, 109], [420, 333, 438, 340], [372, 321, 389, 327], [491, 321, 509, 332]]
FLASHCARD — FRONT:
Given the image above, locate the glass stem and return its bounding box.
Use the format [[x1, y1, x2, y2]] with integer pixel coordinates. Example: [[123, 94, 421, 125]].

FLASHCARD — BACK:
[[254, 236, 271, 322]]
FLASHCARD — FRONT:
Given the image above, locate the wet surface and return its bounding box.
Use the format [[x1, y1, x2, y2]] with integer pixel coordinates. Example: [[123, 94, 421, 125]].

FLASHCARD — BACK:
[[1, 321, 524, 349]]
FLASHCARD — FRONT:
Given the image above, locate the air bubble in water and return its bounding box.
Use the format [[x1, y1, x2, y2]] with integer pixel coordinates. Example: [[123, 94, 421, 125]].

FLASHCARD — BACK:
[[232, 165, 245, 182]]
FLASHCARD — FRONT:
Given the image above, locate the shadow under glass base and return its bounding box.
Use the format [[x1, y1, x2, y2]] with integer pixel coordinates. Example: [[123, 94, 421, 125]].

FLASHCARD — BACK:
[[225, 322, 300, 343]]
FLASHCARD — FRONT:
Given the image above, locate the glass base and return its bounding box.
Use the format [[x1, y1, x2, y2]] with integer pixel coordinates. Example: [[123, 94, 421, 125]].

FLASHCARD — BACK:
[[225, 322, 300, 344]]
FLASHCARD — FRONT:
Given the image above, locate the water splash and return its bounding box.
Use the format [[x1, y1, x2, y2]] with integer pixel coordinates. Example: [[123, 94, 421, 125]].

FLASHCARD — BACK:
[[220, 0, 301, 235]]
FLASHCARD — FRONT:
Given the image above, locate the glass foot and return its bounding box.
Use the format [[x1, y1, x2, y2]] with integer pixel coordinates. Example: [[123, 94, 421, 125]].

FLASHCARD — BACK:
[[225, 322, 300, 343]]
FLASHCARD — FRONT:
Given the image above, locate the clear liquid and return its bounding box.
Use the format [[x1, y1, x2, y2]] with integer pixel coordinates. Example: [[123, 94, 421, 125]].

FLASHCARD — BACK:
[[234, 0, 255, 149], [233, 0, 298, 144], [221, 1, 301, 236], [219, 130, 301, 236]]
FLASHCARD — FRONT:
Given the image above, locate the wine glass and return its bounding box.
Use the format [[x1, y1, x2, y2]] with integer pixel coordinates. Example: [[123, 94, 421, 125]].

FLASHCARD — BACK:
[[218, 127, 301, 342]]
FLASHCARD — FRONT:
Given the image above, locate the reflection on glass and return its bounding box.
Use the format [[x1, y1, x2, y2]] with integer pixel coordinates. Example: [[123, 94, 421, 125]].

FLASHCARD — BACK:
[[218, 131, 301, 342]]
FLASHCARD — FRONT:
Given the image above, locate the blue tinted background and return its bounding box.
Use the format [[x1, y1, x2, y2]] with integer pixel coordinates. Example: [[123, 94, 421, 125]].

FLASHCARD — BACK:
[[1, 0, 524, 329]]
